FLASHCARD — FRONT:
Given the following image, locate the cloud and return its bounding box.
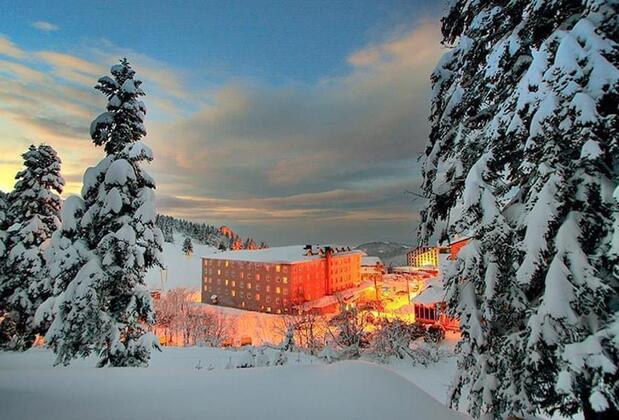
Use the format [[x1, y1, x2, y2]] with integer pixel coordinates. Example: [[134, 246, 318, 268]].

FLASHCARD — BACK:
[[0, 35, 25, 58], [0, 34, 198, 197], [149, 21, 441, 194], [0, 20, 442, 245], [144, 20, 442, 244], [31, 21, 60, 32]]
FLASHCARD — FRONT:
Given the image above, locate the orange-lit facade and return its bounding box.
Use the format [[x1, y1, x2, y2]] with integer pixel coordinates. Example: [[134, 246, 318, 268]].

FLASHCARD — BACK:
[[201, 246, 363, 314], [448, 238, 468, 260]]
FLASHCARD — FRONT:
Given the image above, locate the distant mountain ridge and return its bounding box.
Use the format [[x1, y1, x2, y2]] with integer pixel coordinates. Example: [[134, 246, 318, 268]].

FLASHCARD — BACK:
[[355, 241, 411, 266]]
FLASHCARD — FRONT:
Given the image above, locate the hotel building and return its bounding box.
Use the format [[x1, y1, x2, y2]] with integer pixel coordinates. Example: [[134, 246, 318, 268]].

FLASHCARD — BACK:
[[201, 245, 363, 314]]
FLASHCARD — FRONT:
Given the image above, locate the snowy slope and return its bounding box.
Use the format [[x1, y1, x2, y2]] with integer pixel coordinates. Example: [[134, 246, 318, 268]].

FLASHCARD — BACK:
[[145, 233, 218, 290], [0, 348, 468, 420]]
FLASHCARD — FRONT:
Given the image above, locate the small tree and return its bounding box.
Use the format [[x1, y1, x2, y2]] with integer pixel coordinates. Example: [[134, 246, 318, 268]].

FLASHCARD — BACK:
[[182, 237, 193, 256]]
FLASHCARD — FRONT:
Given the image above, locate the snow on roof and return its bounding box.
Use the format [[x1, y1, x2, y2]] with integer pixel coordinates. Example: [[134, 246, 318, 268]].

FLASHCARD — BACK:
[[361, 256, 382, 266], [412, 278, 446, 305], [204, 245, 363, 264]]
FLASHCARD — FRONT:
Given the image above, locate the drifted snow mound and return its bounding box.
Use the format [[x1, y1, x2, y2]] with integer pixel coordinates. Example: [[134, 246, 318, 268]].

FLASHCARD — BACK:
[[0, 359, 467, 420]]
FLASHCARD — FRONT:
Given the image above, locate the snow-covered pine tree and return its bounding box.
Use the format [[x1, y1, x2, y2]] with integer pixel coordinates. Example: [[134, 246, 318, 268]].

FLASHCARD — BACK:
[[182, 237, 193, 256], [513, 3, 619, 418], [419, 1, 618, 418], [0, 145, 64, 350], [34, 196, 90, 335], [0, 190, 9, 344], [46, 59, 163, 367], [0, 191, 7, 260]]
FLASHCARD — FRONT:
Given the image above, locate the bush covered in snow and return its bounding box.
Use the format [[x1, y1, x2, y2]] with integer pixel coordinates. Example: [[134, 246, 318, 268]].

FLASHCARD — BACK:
[[366, 318, 426, 363]]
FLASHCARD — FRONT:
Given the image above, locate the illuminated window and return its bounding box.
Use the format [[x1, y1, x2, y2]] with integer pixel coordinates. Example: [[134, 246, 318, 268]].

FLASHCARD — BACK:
[[240, 272, 244, 279], [276, 287, 281, 294], [266, 285, 270, 292], [217, 269, 221, 275], [247, 283, 251, 289], [266, 307, 271, 313], [225, 279, 229, 286], [241, 301, 245, 308], [256, 274, 260, 281], [203, 285, 208, 291], [232, 290, 236, 297], [276, 309, 281, 314], [276, 265, 281, 272], [231, 281, 235, 287], [203, 260, 208, 266], [225, 261, 229, 267], [255, 293, 260, 301], [283, 277, 288, 284]]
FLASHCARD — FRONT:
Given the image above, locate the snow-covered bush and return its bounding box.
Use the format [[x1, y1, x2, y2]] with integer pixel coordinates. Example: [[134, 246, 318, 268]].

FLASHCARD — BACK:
[[236, 349, 255, 368], [367, 318, 426, 363], [424, 323, 446, 344], [255, 349, 269, 367], [317, 345, 337, 364], [407, 340, 450, 367], [272, 350, 288, 366], [327, 306, 372, 359]]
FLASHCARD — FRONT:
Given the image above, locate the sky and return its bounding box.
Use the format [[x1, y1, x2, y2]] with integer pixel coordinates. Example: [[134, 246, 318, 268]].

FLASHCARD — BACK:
[[0, 0, 447, 246]]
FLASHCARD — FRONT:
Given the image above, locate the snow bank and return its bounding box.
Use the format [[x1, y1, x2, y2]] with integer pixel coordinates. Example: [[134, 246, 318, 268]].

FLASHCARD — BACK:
[[0, 348, 467, 420]]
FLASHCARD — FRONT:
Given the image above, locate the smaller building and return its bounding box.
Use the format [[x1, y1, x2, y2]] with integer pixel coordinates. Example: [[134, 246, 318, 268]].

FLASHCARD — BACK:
[[407, 246, 442, 268], [411, 278, 458, 331], [360, 256, 384, 282]]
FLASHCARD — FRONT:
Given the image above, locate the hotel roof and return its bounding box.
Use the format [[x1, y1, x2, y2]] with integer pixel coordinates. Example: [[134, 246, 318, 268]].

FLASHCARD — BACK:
[[204, 245, 363, 264]]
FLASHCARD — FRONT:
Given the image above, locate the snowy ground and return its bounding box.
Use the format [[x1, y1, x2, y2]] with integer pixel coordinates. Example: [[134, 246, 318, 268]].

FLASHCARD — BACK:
[[145, 234, 217, 290], [0, 347, 468, 420]]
